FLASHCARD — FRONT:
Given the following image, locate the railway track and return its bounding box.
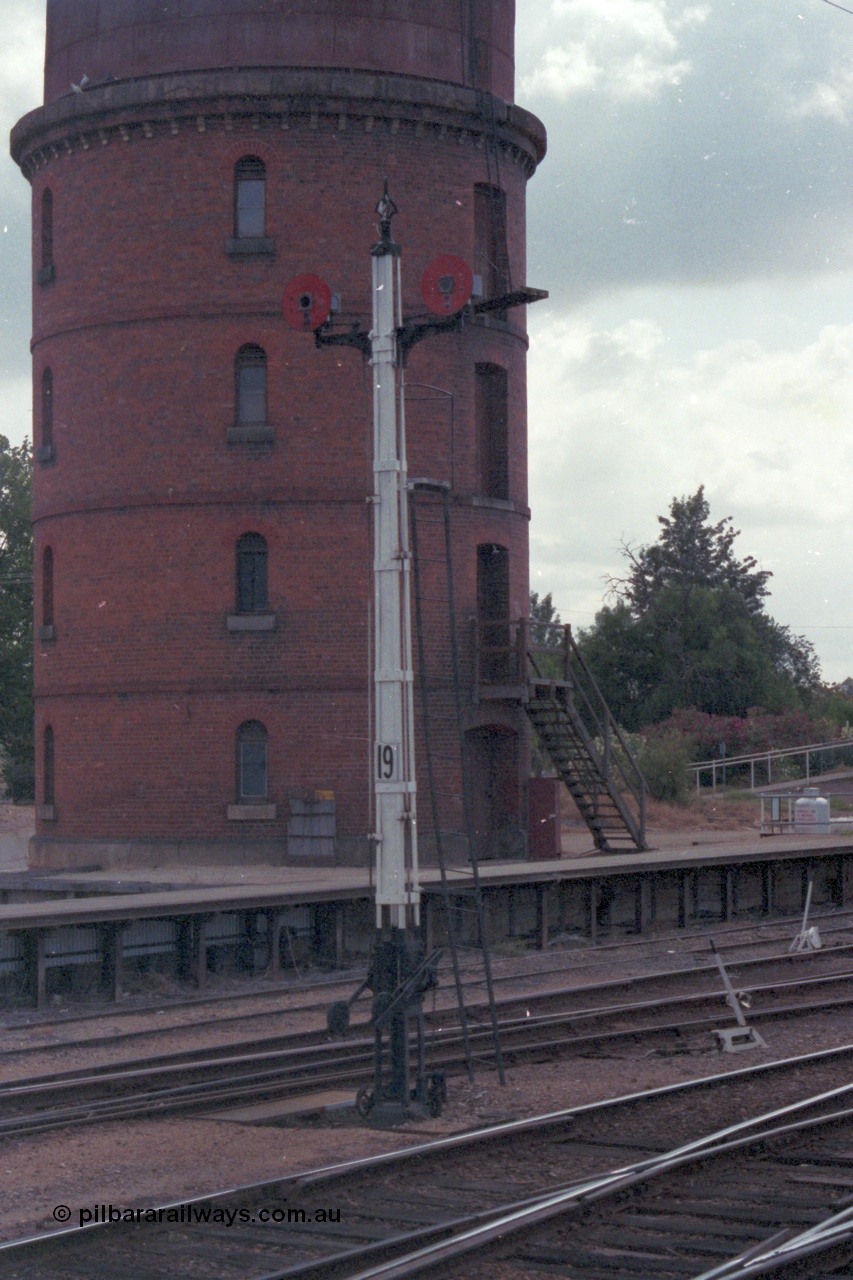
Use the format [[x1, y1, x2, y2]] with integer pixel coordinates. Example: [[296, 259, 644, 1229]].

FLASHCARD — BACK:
[[5, 899, 853, 1047], [4, 948, 853, 1138], [6, 1046, 853, 1278], [6, 939, 853, 1069]]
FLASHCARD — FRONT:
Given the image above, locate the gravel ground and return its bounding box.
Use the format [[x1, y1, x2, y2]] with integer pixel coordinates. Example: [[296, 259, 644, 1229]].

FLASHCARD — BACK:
[[3, 979, 853, 1243], [3, 790, 852, 1247]]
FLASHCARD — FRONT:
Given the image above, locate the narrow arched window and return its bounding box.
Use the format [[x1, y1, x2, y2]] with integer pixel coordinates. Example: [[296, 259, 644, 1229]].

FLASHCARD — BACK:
[[474, 183, 508, 304], [41, 368, 54, 452], [475, 363, 508, 499], [237, 720, 268, 800], [235, 344, 267, 425], [42, 547, 54, 628], [477, 543, 511, 682], [43, 725, 55, 805], [38, 188, 55, 284], [236, 533, 268, 613], [234, 156, 266, 239]]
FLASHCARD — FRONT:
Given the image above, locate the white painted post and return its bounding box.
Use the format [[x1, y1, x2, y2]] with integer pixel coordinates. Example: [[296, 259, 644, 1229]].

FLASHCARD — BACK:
[[370, 189, 419, 930]]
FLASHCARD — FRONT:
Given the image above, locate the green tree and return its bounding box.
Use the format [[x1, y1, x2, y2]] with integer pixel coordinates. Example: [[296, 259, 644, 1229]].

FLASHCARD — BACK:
[[610, 485, 771, 615], [579, 488, 819, 730], [0, 437, 33, 799]]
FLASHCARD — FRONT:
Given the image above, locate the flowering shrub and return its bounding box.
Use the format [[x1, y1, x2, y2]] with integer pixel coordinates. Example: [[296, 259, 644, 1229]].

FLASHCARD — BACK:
[[646, 707, 834, 762]]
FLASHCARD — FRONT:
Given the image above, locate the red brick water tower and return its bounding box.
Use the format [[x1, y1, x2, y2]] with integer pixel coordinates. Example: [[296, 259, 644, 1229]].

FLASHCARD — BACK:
[[12, 1, 546, 870]]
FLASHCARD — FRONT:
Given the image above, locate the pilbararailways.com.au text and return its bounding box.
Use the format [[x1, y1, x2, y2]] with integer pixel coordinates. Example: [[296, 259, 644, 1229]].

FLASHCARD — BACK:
[[53, 1203, 342, 1229]]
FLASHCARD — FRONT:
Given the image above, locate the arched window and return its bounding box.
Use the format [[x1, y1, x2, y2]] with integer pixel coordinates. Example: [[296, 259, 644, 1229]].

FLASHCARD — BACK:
[[234, 156, 266, 239], [235, 345, 267, 425], [39, 368, 54, 461], [477, 543, 511, 682], [236, 533, 268, 613], [43, 725, 55, 806], [38, 188, 55, 285], [474, 183, 508, 307], [236, 720, 268, 801], [42, 546, 54, 632], [475, 363, 508, 499]]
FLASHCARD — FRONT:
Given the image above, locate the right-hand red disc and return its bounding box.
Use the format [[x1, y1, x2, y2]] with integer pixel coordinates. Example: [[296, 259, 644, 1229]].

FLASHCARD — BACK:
[[421, 255, 473, 315], [282, 273, 332, 330]]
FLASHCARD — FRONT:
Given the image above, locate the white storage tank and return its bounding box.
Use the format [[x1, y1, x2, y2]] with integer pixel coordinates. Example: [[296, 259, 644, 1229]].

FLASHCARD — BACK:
[[794, 787, 831, 835]]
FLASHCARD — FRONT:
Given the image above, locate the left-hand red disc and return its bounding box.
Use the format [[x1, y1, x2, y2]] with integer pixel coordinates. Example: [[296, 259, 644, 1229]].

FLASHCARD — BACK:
[[282, 273, 333, 329]]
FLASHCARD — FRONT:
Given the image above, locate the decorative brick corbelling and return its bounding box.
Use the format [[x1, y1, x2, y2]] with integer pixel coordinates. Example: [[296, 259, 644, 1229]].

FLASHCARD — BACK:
[[11, 68, 546, 180]]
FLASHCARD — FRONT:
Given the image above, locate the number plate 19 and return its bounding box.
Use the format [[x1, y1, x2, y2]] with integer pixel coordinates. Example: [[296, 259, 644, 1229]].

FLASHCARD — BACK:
[[376, 742, 400, 782]]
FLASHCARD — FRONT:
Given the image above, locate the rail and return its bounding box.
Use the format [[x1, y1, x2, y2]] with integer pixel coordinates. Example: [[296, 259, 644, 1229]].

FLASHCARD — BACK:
[[689, 739, 853, 793]]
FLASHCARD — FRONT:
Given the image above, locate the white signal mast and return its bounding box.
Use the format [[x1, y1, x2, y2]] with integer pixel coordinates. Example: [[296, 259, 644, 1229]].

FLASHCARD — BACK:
[[370, 184, 420, 931]]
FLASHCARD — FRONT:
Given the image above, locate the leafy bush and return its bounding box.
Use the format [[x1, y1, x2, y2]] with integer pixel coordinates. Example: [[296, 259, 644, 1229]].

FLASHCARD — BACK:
[[636, 732, 693, 805], [4, 757, 34, 803]]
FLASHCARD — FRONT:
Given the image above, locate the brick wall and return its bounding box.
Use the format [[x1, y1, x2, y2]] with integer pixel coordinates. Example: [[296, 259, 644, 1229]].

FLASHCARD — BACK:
[[16, 8, 545, 868]]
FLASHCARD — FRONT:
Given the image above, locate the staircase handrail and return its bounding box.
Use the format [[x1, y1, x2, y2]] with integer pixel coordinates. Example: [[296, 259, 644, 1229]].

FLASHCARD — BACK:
[[690, 737, 849, 772], [525, 619, 647, 839]]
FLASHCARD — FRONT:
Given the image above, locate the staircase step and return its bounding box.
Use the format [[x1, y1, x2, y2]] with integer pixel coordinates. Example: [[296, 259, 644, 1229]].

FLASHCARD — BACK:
[[526, 689, 645, 853]]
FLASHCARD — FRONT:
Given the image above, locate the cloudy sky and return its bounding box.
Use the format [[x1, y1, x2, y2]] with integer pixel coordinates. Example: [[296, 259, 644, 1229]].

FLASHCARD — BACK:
[[2, 2, 853, 680]]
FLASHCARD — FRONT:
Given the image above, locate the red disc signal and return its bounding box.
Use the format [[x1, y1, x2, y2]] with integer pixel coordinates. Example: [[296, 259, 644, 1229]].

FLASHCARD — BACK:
[[282, 273, 332, 330], [421, 255, 473, 315]]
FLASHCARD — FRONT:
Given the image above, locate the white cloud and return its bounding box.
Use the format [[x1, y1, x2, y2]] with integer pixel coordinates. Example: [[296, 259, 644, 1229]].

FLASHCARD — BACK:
[[0, 6, 44, 122], [786, 64, 853, 124], [0, 372, 33, 449], [520, 0, 708, 101], [527, 307, 853, 679]]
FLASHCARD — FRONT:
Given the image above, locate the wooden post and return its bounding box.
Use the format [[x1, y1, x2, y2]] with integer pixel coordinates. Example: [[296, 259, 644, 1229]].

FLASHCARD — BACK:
[[724, 867, 735, 921], [100, 922, 121, 1001], [267, 909, 282, 975], [634, 877, 643, 934], [639, 876, 653, 933], [178, 915, 208, 987], [761, 863, 773, 916], [837, 855, 846, 908], [677, 870, 686, 929], [335, 902, 346, 969], [536, 884, 548, 950], [588, 880, 598, 945], [24, 930, 47, 1008], [191, 915, 208, 988]]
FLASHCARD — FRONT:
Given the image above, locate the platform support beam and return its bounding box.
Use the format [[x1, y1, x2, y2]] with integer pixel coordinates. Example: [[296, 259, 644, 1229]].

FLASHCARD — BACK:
[[100, 922, 121, 1000], [761, 863, 774, 916], [24, 929, 47, 1008], [177, 914, 209, 987], [536, 885, 549, 950], [266, 909, 283, 975], [677, 871, 686, 929], [335, 903, 346, 969], [588, 880, 598, 944]]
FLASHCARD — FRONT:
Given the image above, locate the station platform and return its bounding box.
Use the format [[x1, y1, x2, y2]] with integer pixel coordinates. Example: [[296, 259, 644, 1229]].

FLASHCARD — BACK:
[[1, 820, 852, 1008]]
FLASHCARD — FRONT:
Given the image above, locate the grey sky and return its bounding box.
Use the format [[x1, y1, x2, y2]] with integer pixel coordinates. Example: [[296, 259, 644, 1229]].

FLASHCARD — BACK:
[[2, 2, 852, 680]]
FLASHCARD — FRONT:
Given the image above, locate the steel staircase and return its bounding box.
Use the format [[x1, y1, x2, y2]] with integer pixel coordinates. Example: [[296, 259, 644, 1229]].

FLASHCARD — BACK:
[[525, 680, 646, 852], [474, 617, 647, 853]]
